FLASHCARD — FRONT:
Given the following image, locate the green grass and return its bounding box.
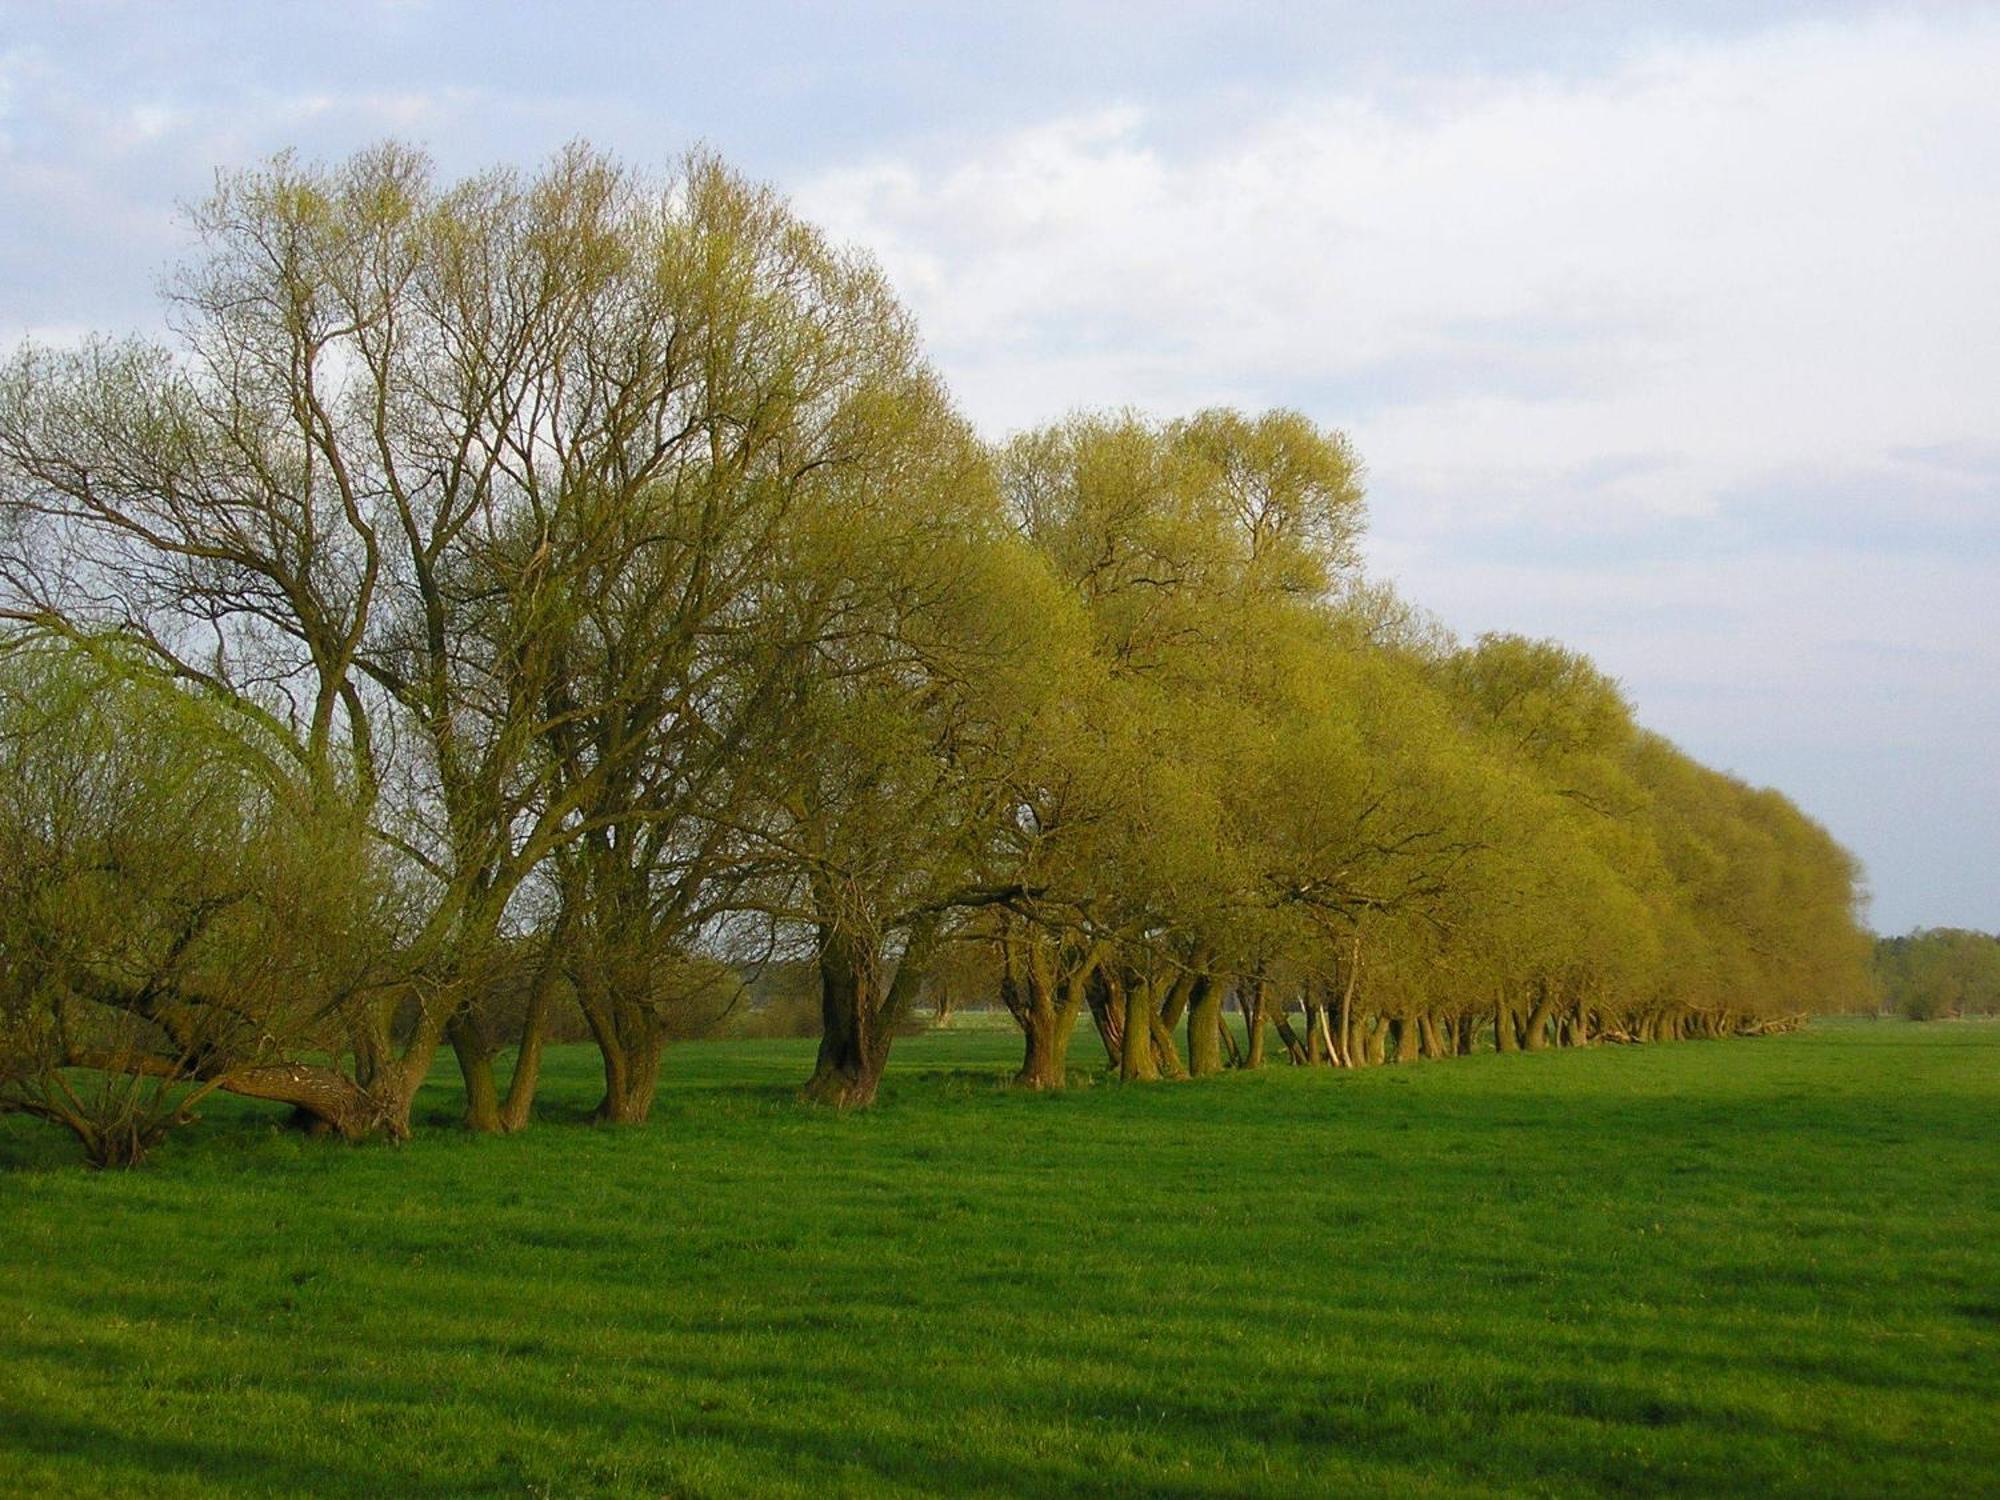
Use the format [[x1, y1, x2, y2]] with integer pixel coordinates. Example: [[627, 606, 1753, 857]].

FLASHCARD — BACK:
[[3, 1021, 1996, 1498]]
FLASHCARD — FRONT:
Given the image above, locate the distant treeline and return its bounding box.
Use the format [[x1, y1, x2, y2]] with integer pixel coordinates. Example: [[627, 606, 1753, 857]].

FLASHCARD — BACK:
[[0, 144, 1872, 1166], [1874, 930, 2000, 1020]]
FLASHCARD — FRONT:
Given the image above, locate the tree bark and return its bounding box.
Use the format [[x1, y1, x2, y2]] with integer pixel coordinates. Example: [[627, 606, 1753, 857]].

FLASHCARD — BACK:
[[1272, 1000, 1308, 1065], [1521, 984, 1555, 1052], [1006, 936, 1089, 1090], [804, 930, 887, 1107], [1085, 966, 1123, 1066], [1417, 1013, 1446, 1060], [449, 1015, 503, 1133], [1363, 1015, 1387, 1066], [803, 915, 938, 1108], [496, 981, 553, 1133], [594, 1032, 665, 1124], [1242, 976, 1269, 1068], [1186, 976, 1225, 1077], [495, 920, 569, 1132], [61, 1049, 396, 1141], [1119, 973, 1160, 1082], [1148, 1003, 1189, 1080], [1217, 1000, 1244, 1068], [1336, 934, 1361, 1068], [1391, 1016, 1421, 1063], [1017, 1008, 1072, 1089]]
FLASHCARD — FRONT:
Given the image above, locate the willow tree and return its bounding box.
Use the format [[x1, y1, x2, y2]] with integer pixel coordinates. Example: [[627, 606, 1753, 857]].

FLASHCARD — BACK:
[[425, 154, 978, 1127], [0, 140, 1029, 1133], [1247, 613, 1504, 1067], [998, 406, 1368, 1082], [0, 638, 397, 1162], [0, 145, 636, 1132], [715, 403, 1084, 1107], [1625, 735, 1870, 1033]]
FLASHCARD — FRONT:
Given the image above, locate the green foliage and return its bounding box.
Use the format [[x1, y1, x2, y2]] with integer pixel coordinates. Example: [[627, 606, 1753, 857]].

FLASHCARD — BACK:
[[1875, 928, 2000, 1019], [0, 638, 394, 1164]]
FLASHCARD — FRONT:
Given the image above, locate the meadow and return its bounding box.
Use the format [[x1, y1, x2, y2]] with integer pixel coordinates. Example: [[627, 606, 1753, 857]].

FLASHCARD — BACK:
[[2, 1021, 1995, 1498]]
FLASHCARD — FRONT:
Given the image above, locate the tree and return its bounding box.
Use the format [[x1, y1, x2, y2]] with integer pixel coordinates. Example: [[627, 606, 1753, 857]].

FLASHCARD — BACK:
[[0, 638, 396, 1162], [757, 481, 1079, 1107], [1875, 930, 1999, 1019], [0, 141, 1004, 1131]]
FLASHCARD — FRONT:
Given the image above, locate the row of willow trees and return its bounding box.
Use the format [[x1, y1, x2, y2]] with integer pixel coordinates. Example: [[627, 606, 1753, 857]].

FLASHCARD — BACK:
[[1873, 930, 2000, 1020], [0, 143, 1872, 1164]]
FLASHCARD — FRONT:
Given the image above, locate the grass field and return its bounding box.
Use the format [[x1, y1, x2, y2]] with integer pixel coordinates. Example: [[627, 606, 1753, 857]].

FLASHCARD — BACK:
[[2, 1021, 1996, 1497]]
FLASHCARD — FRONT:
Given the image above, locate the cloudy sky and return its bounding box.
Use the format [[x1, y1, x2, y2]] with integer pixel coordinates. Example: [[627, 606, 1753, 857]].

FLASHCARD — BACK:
[[3, 1, 1994, 932]]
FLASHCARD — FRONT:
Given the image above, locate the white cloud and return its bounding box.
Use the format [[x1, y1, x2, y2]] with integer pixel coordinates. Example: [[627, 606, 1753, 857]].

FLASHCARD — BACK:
[[797, 12, 2000, 523]]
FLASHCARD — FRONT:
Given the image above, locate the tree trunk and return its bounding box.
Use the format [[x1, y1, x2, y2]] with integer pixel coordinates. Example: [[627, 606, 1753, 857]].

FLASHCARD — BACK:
[[594, 1031, 664, 1124], [1186, 976, 1225, 1077], [1218, 1002, 1244, 1068], [1149, 1003, 1189, 1079], [803, 916, 938, 1108], [495, 922, 569, 1132], [1009, 938, 1083, 1091], [449, 1015, 503, 1133], [1271, 1001, 1309, 1065], [1119, 973, 1160, 1082], [1417, 1013, 1446, 1060], [1017, 1007, 1072, 1089], [574, 965, 668, 1127], [1392, 1016, 1421, 1063], [1495, 1001, 1520, 1053], [1336, 934, 1361, 1068], [1314, 1001, 1341, 1067], [1085, 966, 1123, 1066], [1243, 977, 1269, 1068], [1363, 1015, 1387, 1066], [1522, 984, 1555, 1052], [804, 930, 888, 1107], [496, 1000, 550, 1133]]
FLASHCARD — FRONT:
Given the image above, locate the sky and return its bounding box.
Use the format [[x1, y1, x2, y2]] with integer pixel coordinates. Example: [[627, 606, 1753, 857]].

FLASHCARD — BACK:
[[2, 1, 1994, 932]]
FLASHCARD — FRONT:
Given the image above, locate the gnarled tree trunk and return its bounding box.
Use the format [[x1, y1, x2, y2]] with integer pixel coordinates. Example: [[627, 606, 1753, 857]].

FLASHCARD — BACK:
[[1391, 1016, 1421, 1063], [804, 915, 939, 1109], [1002, 932, 1094, 1090], [593, 1030, 666, 1124], [1085, 966, 1124, 1066], [449, 1015, 503, 1132]]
